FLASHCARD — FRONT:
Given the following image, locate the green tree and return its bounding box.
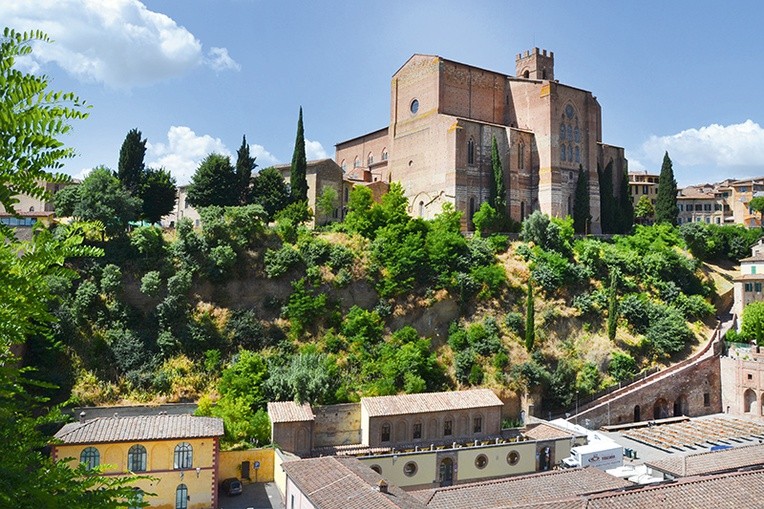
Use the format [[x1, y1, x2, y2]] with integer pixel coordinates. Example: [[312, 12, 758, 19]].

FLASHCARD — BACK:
[[117, 128, 146, 194], [140, 167, 176, 224], [741, 301, 764, 345], [597, 162, 615, 233], [290, 107, 308, 202], [0, 27, 142, 507], [525, 280, 535, 351], [187, 153, 238, 207], [655, 152, 679, 225], [251, 166, 290, 221], [607, 268, 619, 341], [65, 166, 141, 238], [266, 351, 339, 405], [490, 136, 507, 213], [634, 195, 655, 224], [235, 135, 257, 205], [749, 196, 764, 228], [573, 165, 591, 234], [616, 170, 634, 233], [315, 186, 339, 223]]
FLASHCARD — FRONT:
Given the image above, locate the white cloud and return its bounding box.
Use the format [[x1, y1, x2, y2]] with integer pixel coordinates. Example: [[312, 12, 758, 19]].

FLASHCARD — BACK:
[[0, 0, 239, 88], [305, 139, 328, 160], [250, 144, 279, 168], [147, 126, 231, 185], [641, 120, 764, 168], [206, 47, 240, 72]]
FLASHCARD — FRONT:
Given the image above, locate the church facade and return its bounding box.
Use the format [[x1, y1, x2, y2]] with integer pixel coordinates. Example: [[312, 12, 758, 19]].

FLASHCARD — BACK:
[[335, 49, 627, 233]]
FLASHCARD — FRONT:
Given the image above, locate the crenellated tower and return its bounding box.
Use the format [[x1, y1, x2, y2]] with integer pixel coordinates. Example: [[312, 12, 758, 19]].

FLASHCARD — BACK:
[[515, 47, 554, 80]]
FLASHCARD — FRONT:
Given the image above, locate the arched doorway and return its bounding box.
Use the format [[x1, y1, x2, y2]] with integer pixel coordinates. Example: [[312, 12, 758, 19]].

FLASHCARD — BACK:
[[633, 405, 641, 422], [537, 445, 553, 471], [653, 398, 670, 419], [439, 458, 454, 487], [673, 394, 688, 416], [744, 389, 757, 414]]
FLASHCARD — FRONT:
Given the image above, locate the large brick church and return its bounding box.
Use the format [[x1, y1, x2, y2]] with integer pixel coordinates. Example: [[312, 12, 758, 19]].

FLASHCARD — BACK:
[[335, 48, 627, 233]]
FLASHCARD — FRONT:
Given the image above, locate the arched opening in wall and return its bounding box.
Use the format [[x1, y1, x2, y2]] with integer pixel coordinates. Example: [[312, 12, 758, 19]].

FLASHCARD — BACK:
[[541, 69, 547, 79], [395, 420, 407, 443], [296, 426, 309, 453], [523, 70, 529, 79], [439, 457, 454, 487], [744, 388, 757, 414], [633, 405, 641, 422], [537, 446, 552, 472], [653, 398, 670, 419], [673, 394, 688, 416]]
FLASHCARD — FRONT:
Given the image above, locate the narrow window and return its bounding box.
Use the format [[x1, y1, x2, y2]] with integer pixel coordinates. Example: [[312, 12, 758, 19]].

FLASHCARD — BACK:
[[418, 201, 424, 217], [354, 156, 360, 168], [469, 197, 476, 220], [381, 148, 388, 161], [174, 442, 193, 469], [127, 444, 147, 472], [575, 146, 580, 163], [413, 423, 422, 439], [444, 420, 453, 436], [175, 484, 188, 509], [704, 393, 711, 407], [755, 282, 762, 293], [381, 423, 391, 442], [367, 153, 374, 166], [341, 160, 347, 172], [473, 417, 482, 433], [561, 145, 566, 162], [467, 138, 475, 165]]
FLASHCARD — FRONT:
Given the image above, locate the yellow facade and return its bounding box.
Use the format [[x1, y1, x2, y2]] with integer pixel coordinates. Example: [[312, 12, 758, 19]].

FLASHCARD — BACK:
[[218, 448, 274, 483], [53, 437, 219, 509]]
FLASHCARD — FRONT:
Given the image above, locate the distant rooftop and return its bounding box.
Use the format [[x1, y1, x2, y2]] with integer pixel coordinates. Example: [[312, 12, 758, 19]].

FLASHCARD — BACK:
[[54, 414, 223, 444], [267, 401, 315, 423], [361, 389, 502, 418], [645, 442, 764, 478]]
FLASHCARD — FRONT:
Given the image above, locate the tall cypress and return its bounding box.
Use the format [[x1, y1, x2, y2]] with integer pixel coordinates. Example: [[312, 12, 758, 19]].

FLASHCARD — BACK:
[[490, 136, 507, 213], [573, 165, 590, 234], [607, 269, 619, 341], [290, 107, 308, 203], [655, 151, 679, 225], [525, 280, 535, 352], [235, 135, 257, 205], [117, 128, 146, 194], [597, 162, 614, 233], [617, 169, 634, 233]]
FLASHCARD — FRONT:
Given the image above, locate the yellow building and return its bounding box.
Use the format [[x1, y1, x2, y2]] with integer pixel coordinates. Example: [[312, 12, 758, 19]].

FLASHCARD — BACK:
[[52, 413, 224, 509]]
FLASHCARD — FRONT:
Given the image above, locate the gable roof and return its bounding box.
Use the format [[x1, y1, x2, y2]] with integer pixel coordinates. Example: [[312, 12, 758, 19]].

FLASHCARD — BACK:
[[645, 442, 764, 477], [53, 414, 223, 444], [283, 456, 427, 509], [268, 401, 315, 423], [413, 467, 631, 508], [361, 389, 502, 418], [522, 422, 579, 441]]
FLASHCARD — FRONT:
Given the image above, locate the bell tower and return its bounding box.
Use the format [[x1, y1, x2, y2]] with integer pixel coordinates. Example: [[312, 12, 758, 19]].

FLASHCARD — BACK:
[[515, 48, 554, 81]]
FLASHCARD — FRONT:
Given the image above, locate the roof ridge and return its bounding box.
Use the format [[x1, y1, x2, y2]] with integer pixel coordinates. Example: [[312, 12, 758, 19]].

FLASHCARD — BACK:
[[55, 417, 101, 440]]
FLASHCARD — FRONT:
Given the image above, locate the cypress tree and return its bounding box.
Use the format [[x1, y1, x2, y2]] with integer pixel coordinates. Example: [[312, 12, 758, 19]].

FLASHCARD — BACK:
[[117, 128, 146, 194], [655, 151, 679, 225], [235, 135, 257, 205], [597, 162, 614, 233], [607, 269, 618, 341], [290, 107, 308, 203], [573, 165, 590, 234], [525, 280, 535, 352], [490, 136, 507, 213], [617, 169, 634, 233]]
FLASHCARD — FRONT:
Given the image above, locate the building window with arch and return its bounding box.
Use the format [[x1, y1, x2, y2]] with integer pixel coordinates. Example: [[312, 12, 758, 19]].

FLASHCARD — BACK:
[[469, 197, 476, 220], [561, 144, 566, 162], [80, 447, 100, 470], [381, 148, 388, 161], [381, 423, 391, 442], [340, 160, 347, 172], [473, 416, 482, 433], [518, 143, 525, 169], [127, 444, 147, 472], [467, 138, 475, 165], [174, 442, 193, 469], [354, 156, 360, 168], [175, 484, 188, 509], [419, 201, 424, 217], [444, 419, 453, 436], [367, 153, 374, 166], [413, 422, 422, 440], [560, 105, 581, 166]]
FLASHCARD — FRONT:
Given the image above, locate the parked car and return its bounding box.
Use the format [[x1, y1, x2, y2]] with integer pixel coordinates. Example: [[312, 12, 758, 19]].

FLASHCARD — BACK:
[[221, 477, 243, 496]]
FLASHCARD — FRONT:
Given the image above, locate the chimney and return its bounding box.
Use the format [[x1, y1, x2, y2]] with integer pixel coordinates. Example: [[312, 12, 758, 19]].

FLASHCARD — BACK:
[[79, 411, 86, 424], [377, 480, 389, 494]]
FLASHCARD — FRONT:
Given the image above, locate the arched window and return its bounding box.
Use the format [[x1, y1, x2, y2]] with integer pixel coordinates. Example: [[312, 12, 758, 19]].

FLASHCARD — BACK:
[[127, 444, 147, 472], [340, 160, 347, 172], [80, 447, 100, 470], [381, 148, 388, 161], [560, 145, 566, 162], [419, 201, 424, 217], [559, 123, 566, 140], [381, 423, 391, 442], [518, 143, 525, 169], [29, 206, 34, 212], [174, 442, 193, 469], [354, 156, 360, 168], [367, 152, 374, 166], [175, 484, 188, 509], [575, 146, 580, 163], [523, 70, 529, 79], [469, 197, 476, 220], [467, 138, 475, 165]]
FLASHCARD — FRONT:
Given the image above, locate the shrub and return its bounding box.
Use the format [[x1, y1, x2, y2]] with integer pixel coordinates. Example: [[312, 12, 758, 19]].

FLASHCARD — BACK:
[[328, 244, 354, 271], [100, 264, 122, 297], [285, 279, 328, 338], [299, 237, 332, 267], [470, 264, 506, 299], [140, 271, 162, 297], [504, 312, 524, 336], [673, 293, 715, 321], [264, 245, 302, 278], [608, 351, 637, 382]]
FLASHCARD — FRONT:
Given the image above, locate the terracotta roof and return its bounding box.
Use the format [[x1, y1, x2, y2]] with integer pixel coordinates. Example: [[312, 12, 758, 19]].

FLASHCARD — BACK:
[[361, 389, 502, 418], [645, 443, 764, 477], [267, 401, 315, 423], [282, 456, 427, 509], [584, 469, 764, 509], [732, 273, 764, 281], [414, 467, 631, 508], [739, 254, 764, 262], [522, 422, 578, 441], [53, 414, 223, 444]]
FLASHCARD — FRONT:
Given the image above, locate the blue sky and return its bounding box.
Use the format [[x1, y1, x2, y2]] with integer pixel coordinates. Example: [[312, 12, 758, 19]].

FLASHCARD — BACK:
[[3, 0, 763, 186]]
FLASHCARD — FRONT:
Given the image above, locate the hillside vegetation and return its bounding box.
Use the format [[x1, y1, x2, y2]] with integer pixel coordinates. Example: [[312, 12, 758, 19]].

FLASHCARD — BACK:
[[28, 185, 757, 445]]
